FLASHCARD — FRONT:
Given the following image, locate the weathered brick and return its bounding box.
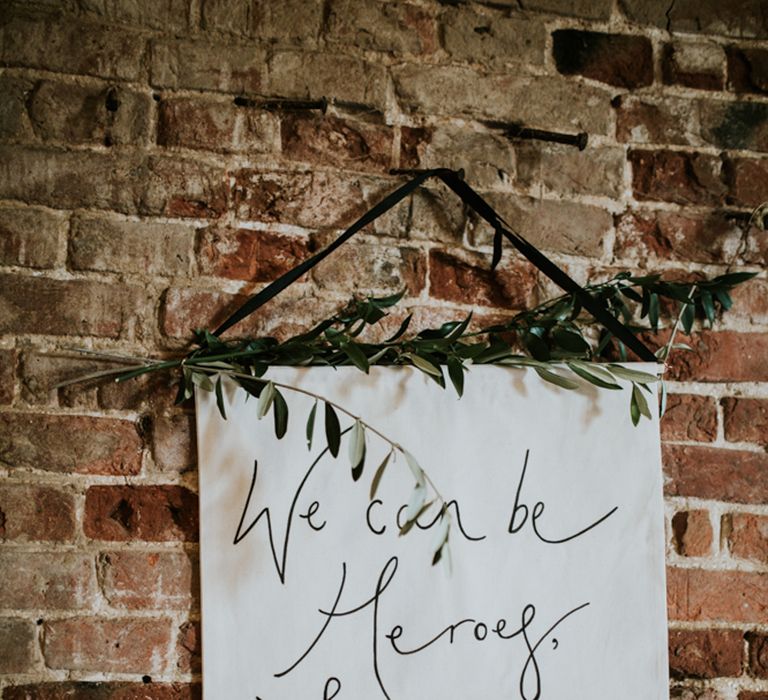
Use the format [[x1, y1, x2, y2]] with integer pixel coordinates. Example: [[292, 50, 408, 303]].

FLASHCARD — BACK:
[[326, 0, 436, 55], [471, 193, 613, 258], [0, 413, 143, 474], [27, 80, 151, 147], [69, 214, 194, 276], [201, 0, 322, 41], [157, 98, 279, 154], [666, 331, 768, 382], [620, 0, 768, 39], [394, 65, 612, 134], [19, 352, 105, 407], [552, 30, 653, 89], [150, 39, 265, 92], [669, 629, 744, 678], [0, 484, 76, 542], [429, 250, 537, 309], [42, 617, 172, 674], [0, 206, 67, 269], [0, 618, 36, 674], [176, 620, 201, 673], [514, 142, 625, 198], [748, 632, 768, 678], [0, 74, 35, 141], [197, 227, 309, 282], [671, 510, 714, 557], [727, 46, 768, 95], [615, 95, 698, 147], [0, 15, 146, 81], [84, 485, 198, 542], [75, 0, 191, 31], [267, 51, 388, 111], [151, 413, 196, 473], [0, 274, 143, 338], [672, 688, 726, 700], [662, 40, 726, 90], [310, 240, 426, 297], [725, 157, 768, 208], [630, 149, 727, 206], [729, 278, 768, 324], [700, 100, 768, 152], [98, 551, 197, 609], [664, 444, 768, 504], [614, 210, 747, 266], [2, 683, 201, 700], [0, 348, 15, 405], [0, 552, 97, 609], [407, 185, 468, 244], [441, 6, 546, 66], [668, 566, 768, 622], [726, 513, 768, 562], [281, 113, 393, 173], [200, 0, 249, 35], [723, 397, 768, 445], [661, 394, 718, 442], [400, 125, 515, 190], [516, 0, 612, 19], [231, 170, 368, 228]]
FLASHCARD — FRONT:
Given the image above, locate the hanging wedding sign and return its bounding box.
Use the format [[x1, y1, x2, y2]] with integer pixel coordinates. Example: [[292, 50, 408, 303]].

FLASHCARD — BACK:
[[196, 364, 669, 699]]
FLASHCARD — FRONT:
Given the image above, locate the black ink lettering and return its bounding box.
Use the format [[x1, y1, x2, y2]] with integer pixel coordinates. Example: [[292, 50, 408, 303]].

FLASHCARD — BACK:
[[323, 677, 341, 699], [299, 501, 326, 531], [366, 499, 386, 535]]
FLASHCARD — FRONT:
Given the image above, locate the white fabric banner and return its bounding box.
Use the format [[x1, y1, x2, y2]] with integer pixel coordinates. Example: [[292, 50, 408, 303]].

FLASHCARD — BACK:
[[196, 365, 668, 699]]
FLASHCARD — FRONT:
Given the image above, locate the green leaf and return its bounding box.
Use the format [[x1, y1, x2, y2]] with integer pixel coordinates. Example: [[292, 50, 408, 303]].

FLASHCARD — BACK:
[[607, 365, 659, 384], [552, 326, 590, 354], [402, 484, 429, 530], [348, 419, 366, 480], [191, 371, 214, 392], [648, 292, 660, 330], [306, 401, 317, 450], [566, 362, 622, 390], [324, 402, 341, 458], [256, 381, 275, 419], [534, 367, 579, 390], [659, 380, 668, 417], [215, 376, 227, 420], [700, 289, 716, 325], [371, 290, 405, 308], [385, 314, 413, 343], [630, 388, 640, 426], [523, 331, 551, 361], [430, 511, 450, 553], [403, 450, 425, 486], [714, 289, 733, 311], [632, 383, 652, 421], [273, 389, 289, 439], [406, 352, 442, 377], [447, 356, 465, 398], [369, 451, 391, 500], [681, 303, 695, 335], [447, 313, 473, 340], [341, 340, 369, 373]]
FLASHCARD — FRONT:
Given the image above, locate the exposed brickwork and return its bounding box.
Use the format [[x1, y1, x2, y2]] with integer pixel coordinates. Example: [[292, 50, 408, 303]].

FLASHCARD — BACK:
[[1, 0, 767, 695]]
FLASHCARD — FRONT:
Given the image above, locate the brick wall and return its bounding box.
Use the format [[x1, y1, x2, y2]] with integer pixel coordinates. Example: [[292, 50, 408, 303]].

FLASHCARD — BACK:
[[0, 0, 767, 698]]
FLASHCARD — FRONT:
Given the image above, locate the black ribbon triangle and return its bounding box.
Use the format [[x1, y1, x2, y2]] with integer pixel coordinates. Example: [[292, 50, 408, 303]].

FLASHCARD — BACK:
[[212, 169, 656, 363]]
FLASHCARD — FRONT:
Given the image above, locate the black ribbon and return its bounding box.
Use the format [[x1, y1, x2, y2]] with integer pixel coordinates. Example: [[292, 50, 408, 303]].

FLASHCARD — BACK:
[[213, 169, 656, 363]]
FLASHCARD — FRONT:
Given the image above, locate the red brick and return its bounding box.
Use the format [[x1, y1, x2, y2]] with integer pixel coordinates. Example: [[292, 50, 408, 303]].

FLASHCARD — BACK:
[[661, 395, 718, 442], [666, 331, 768, 382], [151, 414, 196, 473], [197, 227, 309, 282], [672, 689, 726, 700], [729, 279, 768, 324], [69, 214, 194, 276], [552, 30, 652, 88], [0, 413, 143, 475], [176, 621, 201, 673], [726, 157, 768, 208], [98, 551, 197, 609], [281, 113, 393, 172], [326, 0, 437, 56], [84, 485, 198, 542], [0, 348, 15, 405], [42, 617, 172, 674], [0, 552, 97, 609], [740, 694, 768, 700], [441, 5, 546, 67], [629, 149, 727, 206], [27, 80, 151, 147], [2, 683, 201, 700], [664, 444, 768, 504], [668, 567, 768, 623], [429, 250, 537, 309], [157, 98, 278, 154], [614, 210, 750, 266], [669, 629, 744, 678], [747, 632, 768, 678], [0, 484, 76, 543], [662, 41, 726, 90], [672, 510, 714, 557], [0, 274, 144, 339], [0, 206, 66, 269], [616, 96, 697, 146], [0, 618, 36, 674], [726, 513, 768, 563], [727, 46, 768, 95], [0, 15, 146, 81], [699, 101, 768, 153], [722, 398, 768, 445]]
